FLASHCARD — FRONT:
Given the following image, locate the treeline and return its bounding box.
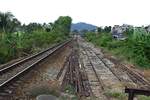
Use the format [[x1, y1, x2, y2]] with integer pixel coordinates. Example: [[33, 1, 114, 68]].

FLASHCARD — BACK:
[[97, 26, 111, 33], [85, 27, 150, 68], [0, 12, 72, 64], [72, 26, 111, 35]]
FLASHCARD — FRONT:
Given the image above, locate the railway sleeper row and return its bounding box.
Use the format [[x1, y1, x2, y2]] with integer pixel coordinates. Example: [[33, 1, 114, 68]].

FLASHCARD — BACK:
[[78, 38, 150, 100], [61, 43, 91, 98]]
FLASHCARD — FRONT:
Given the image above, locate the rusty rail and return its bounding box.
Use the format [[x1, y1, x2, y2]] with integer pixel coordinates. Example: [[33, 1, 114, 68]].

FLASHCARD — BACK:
[[61, 40, 91, 98]]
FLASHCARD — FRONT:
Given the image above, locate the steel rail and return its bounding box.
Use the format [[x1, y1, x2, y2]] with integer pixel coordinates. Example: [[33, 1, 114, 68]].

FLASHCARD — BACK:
[[0, 41, 68, 73], [0, 39, 71, 90]]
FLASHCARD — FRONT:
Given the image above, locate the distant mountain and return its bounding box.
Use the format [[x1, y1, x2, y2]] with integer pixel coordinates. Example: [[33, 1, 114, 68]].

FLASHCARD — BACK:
[[71, 22, 97, 31]]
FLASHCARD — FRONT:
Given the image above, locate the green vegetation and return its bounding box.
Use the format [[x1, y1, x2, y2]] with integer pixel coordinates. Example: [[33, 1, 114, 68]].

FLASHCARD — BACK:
[[137, 95, 150, 100], [104, 91, 150, 100], [26, 83, 60, 97], [0, 11, 72, 64], [104, 91, 128, 100], [60, 85, 78, 100], [85, 27, 150, 68], [64, 85, 76, 94]]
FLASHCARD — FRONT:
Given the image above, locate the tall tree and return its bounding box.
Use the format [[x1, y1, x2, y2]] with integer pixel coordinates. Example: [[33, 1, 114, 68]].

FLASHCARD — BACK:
[[0, 12, 14, 33], [9, 18, 21, 32], [53, 16, 72, 36], [0, 11, 21, 34], [103, 26, 111, 33], [97, 27, 103, 33]]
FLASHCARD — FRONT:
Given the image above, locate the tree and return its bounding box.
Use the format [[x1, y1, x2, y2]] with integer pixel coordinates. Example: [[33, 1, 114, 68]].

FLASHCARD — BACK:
[[49, 22, 54, 30], [97, 27, 103, 33], [103, 26, 111, 33], [53, 16, 72, 36], [0, 12, 21, 34], [125, 27, 134, 36], [9, 18, 21, 33], [0, 12, 14, 33], [25, 23, 43, 33], [43, 23, 52, 32]]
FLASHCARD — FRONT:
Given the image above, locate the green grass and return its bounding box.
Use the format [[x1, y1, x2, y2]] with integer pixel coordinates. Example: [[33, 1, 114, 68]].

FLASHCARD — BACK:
[[64, 85, 76, 94], [104, 91, 128, 100], [104, 91, 150, 100], [137, 95, 150, 100], [59, 85, 78, 100]]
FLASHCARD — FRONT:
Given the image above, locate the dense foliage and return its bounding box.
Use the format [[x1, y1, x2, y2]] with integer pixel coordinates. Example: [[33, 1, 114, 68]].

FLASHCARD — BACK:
[[97, 26, 111, 33], [0, 12, 72, 64], [85, 27, 150, 68], [0, 12, 21, 34]]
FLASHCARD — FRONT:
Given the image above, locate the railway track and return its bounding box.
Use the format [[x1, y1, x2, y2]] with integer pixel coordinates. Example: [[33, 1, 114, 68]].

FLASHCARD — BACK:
[[80, 47, 108, 99], [60, 40, 92, 99], [78, 37, 150, 99], [120, 64, 150, 89], [60, 37, 150, 99], [0, 39, 71, 98], [59, 38, 113, 99], [0, 58, 24, 70], [102, 51, 150, 89], [1, 36, 149, 100], [82, 38, 150, 89]]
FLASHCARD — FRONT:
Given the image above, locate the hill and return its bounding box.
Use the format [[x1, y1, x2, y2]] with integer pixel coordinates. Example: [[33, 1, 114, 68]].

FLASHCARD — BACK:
[[71, 22, 97, 31]]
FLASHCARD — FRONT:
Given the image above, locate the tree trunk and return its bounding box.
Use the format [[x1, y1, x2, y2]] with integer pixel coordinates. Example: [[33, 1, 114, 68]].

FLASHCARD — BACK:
[[2, 26, 6, 33]]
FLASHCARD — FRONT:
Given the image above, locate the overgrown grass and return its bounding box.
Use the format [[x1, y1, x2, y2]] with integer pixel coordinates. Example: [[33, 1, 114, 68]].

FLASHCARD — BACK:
[[0, 31, 67, 64], [59, 85, 78, 100], [137, 95, 150, 100], [85, 31, 150, 68], [104, 91, 150, 100], [104, 91, 128, 100]]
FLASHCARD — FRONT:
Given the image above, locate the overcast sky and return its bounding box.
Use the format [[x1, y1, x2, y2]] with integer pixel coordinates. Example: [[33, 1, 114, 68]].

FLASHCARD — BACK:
[[0, 0, 150, 26]]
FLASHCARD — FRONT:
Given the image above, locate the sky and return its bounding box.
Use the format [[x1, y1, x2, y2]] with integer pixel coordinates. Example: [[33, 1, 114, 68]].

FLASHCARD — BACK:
[[0, 0, 150, 26]]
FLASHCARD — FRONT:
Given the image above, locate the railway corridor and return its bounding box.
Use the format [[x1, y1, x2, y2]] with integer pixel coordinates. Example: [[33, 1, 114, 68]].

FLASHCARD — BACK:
[[78, 37, 138, 99], [0, 41, 73, 100], [0, 38, 149, 100]]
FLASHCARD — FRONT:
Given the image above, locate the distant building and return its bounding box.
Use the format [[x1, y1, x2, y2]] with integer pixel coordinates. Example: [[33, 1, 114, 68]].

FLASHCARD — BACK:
[[145, 25, 150, 32], [111, 25, 127, 40], [122, 24, 132, 31]]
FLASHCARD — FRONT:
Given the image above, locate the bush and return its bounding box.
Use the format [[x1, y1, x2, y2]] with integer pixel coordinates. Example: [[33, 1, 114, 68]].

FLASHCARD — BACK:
[[0, 30, 67, 64], [0, 14, 72, 64]]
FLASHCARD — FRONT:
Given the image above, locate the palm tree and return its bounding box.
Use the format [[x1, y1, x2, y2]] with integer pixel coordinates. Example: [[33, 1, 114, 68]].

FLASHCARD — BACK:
[[9, 18, 21, 32], [0, 12, 14, 33]]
